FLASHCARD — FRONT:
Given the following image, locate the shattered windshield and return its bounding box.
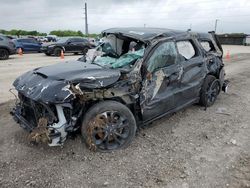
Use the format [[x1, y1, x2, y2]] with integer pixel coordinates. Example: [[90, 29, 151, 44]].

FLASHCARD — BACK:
[[85, 35, 145, 69]]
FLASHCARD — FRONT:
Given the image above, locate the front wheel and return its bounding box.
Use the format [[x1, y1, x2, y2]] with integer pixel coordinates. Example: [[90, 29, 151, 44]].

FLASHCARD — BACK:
[[82, 47, 89, 55], [53, 47, 62, 57], [81, 101, 137, 152], [0, 49, 9, 60], [200, 75, 220, 107]]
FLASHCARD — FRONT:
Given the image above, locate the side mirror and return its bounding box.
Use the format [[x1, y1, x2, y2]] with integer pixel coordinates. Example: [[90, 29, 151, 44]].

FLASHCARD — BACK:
[[67, 41, 72, 44]]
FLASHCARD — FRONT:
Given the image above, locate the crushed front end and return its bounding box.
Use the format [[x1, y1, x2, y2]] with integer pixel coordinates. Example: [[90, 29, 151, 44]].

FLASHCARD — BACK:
[[11, 92, 78, 146]]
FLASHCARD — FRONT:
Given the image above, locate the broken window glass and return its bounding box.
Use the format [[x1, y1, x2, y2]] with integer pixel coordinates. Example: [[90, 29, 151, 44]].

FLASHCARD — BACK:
[[177, 41, 195, 60], [147, 41, 177, 72], [93, 48, 145, 69]]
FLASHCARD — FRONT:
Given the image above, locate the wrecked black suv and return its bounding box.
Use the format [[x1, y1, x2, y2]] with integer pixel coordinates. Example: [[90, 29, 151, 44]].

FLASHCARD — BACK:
[[11, 28, 228, 151]]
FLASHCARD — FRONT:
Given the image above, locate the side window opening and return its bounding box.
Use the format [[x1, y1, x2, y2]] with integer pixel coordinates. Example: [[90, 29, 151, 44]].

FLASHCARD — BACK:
[[176, 40, 196, 60], [70, 38, 77, 43], [200, 40, 216, 52], [147, 41, 177, 73], [104, 34, 124, 56]]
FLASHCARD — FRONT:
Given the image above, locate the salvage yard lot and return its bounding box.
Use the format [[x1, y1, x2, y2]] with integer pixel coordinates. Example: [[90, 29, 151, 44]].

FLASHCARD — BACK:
[[1, 45, 250, 187]]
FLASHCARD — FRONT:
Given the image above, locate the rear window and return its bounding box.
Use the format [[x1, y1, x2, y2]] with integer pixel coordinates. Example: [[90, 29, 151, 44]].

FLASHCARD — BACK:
[[177, 40, 196, 60]]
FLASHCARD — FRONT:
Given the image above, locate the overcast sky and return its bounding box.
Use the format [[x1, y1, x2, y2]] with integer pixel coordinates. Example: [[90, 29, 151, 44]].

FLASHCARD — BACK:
[[0, 0, 250, 34]]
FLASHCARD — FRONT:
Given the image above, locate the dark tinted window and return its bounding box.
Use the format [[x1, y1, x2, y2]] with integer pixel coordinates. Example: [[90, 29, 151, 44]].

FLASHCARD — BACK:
[[147, 41, 177, 72], [57, 38, 69, 43], [72, 38, 88, 43], [18, 39, 26, 42], [18, 39, 37, 43]]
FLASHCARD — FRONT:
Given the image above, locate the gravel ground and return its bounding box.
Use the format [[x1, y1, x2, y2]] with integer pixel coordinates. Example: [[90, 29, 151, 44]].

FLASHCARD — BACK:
[[0, 50, 250, 187]]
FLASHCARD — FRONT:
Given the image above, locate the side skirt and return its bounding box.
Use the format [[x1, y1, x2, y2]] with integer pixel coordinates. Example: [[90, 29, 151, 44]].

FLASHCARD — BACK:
[[142, 98, 199, 126]]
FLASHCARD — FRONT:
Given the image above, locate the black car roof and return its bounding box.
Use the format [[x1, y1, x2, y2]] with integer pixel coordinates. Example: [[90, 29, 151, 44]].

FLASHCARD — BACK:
[[102, 27, 213, 43]]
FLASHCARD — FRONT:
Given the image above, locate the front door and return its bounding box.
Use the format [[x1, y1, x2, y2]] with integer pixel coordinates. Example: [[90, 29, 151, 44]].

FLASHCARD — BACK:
[[65, 38, 77, 52], [140, 40, 183, 122]]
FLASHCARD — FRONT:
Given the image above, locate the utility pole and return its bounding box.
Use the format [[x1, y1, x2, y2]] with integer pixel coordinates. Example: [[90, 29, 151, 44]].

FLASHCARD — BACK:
[[189, 23, 192, 31], [214, 19, 219, 33], [84, 2, 88, 35]]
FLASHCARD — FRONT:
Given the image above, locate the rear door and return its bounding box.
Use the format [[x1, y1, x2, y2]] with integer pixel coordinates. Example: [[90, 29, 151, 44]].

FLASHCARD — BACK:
[[20, 39, 39, 52], [19, 39, 31, 51], [74, 38, 88, 52], [28, 39, 41, 52], [65, 38, 76, 52], [175, 39, 206, 106], [140, 40, 183, 122]]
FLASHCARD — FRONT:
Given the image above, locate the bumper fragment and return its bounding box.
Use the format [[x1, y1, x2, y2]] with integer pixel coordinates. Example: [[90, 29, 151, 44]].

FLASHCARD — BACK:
[[10, 106, 34, 132], [222, 80, 229, 93]]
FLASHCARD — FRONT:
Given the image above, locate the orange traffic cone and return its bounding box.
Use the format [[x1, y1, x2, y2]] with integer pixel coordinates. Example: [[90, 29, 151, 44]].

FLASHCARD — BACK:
[[18, 48, 23, 56], [226, 50, 230, 61], [60, 50, 64, 59]]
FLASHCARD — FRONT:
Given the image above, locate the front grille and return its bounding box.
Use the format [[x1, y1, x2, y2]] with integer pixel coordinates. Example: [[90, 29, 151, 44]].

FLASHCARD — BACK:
[[18, 93, 57, 127]]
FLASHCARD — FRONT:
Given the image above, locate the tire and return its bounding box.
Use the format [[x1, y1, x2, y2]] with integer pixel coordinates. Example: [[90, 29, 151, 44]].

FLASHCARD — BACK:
[[82, 47, 89, 55], [74, 52, 79, 55], [200, 75, 220, 107], [45, 53, 51, 56], [0, 49, 9, 60], [81, 100, 137, 152], [53, 47, 62, 57]]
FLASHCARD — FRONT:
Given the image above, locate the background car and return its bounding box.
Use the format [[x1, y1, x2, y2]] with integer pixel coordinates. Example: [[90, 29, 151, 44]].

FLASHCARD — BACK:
[[41, 37, 94, 56], [11, 28, 228, 151], [13, 38, 42, 53], [37, 36, 48, 43], [45, 35, 57, 42], [0, 34, 16, 60]]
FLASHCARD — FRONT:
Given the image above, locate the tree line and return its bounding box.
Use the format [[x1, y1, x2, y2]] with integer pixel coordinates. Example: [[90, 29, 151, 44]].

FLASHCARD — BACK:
[[0, 29, 47, 36], [0, 29, 100, 38]]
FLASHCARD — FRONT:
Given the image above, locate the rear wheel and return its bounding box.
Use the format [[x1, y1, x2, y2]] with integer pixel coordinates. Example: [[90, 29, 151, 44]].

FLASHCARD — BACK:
[[81, 101, 137, 152], [200, 75, 220, 107], [0, 49, 9, 60], [53, 47, 62, 57]]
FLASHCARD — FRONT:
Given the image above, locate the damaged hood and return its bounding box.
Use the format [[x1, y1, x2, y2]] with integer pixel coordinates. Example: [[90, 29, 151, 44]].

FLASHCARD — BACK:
[[13, 60, 121, 103], [34, 60, 120, 83]]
